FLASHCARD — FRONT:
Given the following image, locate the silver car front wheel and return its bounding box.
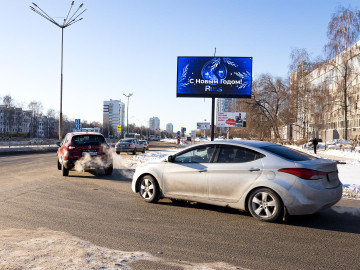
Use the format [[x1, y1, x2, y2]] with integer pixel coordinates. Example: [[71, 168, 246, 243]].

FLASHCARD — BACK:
[[139, 175, 159, 203], [248, 188, 282, 222]]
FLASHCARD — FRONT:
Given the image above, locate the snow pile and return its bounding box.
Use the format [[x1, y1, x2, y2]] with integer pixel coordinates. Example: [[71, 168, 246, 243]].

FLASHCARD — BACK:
[[0, 228, 239, 269], [160, 138, 191, 145], [195, 137, 210, 142], [0, 228, 149, 269], [343, 184, 360, 200], [160, 138, 178, 143], [125, 149, 178, 168]]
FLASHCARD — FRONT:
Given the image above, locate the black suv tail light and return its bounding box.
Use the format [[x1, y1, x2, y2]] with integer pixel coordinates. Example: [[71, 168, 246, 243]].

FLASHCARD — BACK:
[[68, 145, 76, 150]]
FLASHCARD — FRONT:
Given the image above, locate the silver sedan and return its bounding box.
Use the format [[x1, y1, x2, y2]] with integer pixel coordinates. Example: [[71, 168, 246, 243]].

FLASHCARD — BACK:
[[131, 140, 342, 222], [115, 139, 145, 155]]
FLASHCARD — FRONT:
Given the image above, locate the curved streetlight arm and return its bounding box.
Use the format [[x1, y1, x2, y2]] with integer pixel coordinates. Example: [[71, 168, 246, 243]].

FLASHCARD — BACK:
[[30, 6, 61, 27], [31, 3, 60, 26], [64, 4, 84, 27], [65, 17, 84, 27], [63, 1, 75, 26], [64, 9, 86, 27]]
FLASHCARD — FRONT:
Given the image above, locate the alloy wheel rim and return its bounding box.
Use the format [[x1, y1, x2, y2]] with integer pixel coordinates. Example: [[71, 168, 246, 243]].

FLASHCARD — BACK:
[[140, 178, 154, 199], [251, 192, 277, 218]]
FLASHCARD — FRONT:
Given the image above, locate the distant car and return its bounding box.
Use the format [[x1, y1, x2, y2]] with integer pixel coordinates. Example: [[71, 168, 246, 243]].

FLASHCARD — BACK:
[[131, 140, 342, 222], [139, 140, 149, 150], [186, 136, 192, 141], [57, 132, 113, 177], [115, 138, 146, 155]]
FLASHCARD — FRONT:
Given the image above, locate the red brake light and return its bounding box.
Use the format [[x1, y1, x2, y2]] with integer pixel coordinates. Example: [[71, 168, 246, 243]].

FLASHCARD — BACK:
[[278, 168, 327, 180], [129, 144, 132, 147]]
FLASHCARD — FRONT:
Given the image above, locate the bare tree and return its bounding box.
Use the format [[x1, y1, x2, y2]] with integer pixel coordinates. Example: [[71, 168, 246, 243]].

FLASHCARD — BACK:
[[28, 101, 43, 138], [43, 109, 57, 138], [90, 121, 102, 129], [1, 95, 16, 136], [248, 74, 290, 140], [310, 80, 334, 140], [288, 48, 316, 140], [324, 5, 360, 140], [2, 95, 15, 108]]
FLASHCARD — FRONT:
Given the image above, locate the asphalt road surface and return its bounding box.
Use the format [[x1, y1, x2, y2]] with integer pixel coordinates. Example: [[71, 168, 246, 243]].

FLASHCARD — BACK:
[[0, 141, 359, 269]]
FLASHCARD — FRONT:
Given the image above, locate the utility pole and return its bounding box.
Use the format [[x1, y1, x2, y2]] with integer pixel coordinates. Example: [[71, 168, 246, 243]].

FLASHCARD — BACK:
[[123, 93, 133, 134]]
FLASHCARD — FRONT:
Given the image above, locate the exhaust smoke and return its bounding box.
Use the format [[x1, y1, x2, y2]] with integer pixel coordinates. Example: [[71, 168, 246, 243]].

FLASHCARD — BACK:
[[74, 144, 112, 172], [331, 206, 360, 216]]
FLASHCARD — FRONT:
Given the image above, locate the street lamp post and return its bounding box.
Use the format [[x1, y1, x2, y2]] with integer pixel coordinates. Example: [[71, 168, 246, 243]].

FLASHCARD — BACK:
[[30, 2, 86, 140], [123, 93, 133, 134], [204, 119, 207, 138]]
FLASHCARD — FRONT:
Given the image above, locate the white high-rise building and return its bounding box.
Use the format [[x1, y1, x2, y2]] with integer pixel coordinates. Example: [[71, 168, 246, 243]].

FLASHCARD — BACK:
[[149, 117, 160, 131], [166, 123, 173, 133], [216, 98, 237, 131], [216, 98, 236, 114], [103, 99, 125, 135]]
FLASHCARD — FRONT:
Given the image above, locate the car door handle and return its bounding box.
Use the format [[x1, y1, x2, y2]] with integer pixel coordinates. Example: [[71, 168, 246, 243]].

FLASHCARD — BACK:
[[198, 169, 208, 173], [249, 168, 260, 172]]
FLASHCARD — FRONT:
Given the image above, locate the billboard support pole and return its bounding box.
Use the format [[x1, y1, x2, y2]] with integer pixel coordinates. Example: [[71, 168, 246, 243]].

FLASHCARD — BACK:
[[211, 97, 215, 141], [211, 47, 216, 142]]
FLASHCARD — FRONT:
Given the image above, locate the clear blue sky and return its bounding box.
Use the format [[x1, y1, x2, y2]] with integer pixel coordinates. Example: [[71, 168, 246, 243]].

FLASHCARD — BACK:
[[0, 0, 359, 133]]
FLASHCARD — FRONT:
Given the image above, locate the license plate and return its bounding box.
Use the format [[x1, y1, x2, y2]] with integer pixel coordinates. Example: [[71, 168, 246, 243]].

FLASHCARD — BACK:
[[82, 151, 97, 156]]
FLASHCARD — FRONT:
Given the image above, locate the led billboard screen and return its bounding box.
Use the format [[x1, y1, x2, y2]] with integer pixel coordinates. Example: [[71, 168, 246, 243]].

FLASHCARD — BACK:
[[177, 57, 252, 98]]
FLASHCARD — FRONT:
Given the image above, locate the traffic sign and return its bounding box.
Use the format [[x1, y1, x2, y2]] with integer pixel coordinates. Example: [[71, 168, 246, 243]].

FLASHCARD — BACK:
[[75, 119, 81, 130]]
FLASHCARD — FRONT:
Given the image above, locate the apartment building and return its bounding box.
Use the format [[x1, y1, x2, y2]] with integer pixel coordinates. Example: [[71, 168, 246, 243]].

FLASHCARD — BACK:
[[149, 117, 160, 131], [291, 40, 360, 141], [103, 99, 125, 135], [0, 105, 31, 136], [166, 123, 173, 133]]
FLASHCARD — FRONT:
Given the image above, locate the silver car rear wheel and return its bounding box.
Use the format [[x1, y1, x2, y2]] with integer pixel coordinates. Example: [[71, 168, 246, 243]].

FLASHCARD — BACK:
[[248, 188, 282, 222], [139, 175, 159, 203]]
